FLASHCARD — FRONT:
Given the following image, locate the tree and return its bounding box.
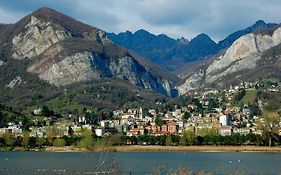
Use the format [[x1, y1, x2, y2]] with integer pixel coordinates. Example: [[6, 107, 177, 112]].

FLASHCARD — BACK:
[[77, 129, 95, 150], [249, 104, 262, 118], [184, 129, 196, 145], [53, 138, 66, 147], [155, 115, 165, 126], [179, 133, 187, 146], [46, 126, 59, 145], [257, 113, 280, 147], [191, 98, 203, 112], [165, 135, 172, 146], [233, 89, 246, 103], [29, 137, 37, 147], [0, 111, 7, 128], [36, 137, 46, 148], [21, 131, 30, 148], [85, 112, 97, 124], [21, 115, 32, 131], [107, 135, 122, 146], [68, 126, 74, 136], [207, 98, 219, 111], [41, 106, 51, 117], [183, 111, 191, 121], [3, 132, 15, 146]]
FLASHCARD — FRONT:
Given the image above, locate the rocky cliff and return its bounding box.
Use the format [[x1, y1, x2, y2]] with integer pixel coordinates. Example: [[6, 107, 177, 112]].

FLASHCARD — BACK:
[[217, 20, 277, 51], [178, 26, 281, 94], [0, 7, 179, 97]]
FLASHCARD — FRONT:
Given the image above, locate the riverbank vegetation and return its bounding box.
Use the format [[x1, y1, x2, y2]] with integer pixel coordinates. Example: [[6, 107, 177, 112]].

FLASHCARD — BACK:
[[1, 130, 281, 152]]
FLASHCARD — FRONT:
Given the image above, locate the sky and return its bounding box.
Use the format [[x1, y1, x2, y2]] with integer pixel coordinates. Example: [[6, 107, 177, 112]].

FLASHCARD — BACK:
[[0, 0, 281, 41]]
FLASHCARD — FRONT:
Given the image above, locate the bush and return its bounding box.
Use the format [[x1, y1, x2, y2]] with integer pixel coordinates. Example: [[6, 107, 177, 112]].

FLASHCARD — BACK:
[[53, 138, 66, 147], [77, 129, 94, 150]]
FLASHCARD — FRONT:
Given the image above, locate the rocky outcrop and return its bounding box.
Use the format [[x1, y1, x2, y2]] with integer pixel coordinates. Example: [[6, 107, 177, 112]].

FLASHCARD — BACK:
[[6, 76, 25, 88], [12, 16, 69, 60], [178, 69, 205, 94], [39, 52, 99, 86], [0, 8, 178, 97], [37, 51, 175, 96], [217, 20, 277, 51], [0, 60, 3, 66], [179, 26, 281, 94]]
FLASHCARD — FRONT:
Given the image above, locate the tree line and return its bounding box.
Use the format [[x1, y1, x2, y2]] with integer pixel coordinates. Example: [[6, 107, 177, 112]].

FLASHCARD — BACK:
[[1, 132, 280, 151]]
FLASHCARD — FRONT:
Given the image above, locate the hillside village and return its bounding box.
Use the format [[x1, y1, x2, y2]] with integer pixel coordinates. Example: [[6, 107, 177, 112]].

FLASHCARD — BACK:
[[1, 7, 281, 149], [1, 81, 280, 146]]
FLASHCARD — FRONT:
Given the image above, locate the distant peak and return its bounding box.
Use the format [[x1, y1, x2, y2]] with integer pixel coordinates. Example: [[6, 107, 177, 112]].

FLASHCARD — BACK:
[[190, 33, 216, 45], [32, 7, 59, 16], [31, 7, 95, 33], [193, 33, 212, 40], [136, 29, 147, 32], [248, 20, 278, 33], [251, 20, 266, 28], [125, 30, 133, 34], [117, 30, 133, 36], [157, 33, 171, 39], [254, 20, 266, 25], [134, 29, 150, 35], [177, 37, 189, 44], [32, 7, 69, 21]]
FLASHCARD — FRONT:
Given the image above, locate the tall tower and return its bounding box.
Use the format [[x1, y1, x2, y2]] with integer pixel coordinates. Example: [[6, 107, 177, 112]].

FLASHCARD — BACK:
[[139, 107, 143, 119]]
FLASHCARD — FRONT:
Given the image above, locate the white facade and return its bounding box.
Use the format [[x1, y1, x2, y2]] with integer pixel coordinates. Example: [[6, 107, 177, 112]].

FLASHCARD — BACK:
[[95, 128, 104, 137], [100, 120, 110, 127], [219, 115, 230, 126], [219, 127, 232, 136]]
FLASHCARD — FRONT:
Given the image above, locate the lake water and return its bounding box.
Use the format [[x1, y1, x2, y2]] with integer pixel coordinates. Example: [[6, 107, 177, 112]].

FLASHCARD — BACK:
[[0, 151, 281, 174]]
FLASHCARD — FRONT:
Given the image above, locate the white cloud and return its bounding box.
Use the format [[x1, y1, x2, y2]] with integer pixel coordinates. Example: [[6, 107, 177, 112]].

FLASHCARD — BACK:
[[0, 6, 25, 24], [0, 0, 281, 41]]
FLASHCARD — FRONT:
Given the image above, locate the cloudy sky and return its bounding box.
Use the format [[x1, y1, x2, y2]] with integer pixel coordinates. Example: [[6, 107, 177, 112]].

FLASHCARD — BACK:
[[1, 0, 281, 41]]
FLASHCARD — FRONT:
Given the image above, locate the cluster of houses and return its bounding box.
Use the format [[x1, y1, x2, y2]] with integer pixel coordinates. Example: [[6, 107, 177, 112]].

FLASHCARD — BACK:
[[0, 82, 280, 138], [94, 82, 280, 137]]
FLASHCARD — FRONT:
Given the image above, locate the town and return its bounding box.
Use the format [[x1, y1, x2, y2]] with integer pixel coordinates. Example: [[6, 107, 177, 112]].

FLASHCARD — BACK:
[[0, 81, 281, 148]]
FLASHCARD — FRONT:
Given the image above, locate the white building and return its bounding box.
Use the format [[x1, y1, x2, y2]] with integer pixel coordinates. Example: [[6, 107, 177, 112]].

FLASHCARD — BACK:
[[233, 128, 250, 135], [219, 115, 230, 126], [78, 116, 86, 123], [95, 128, 104, 137], [100, 120, 110, 127], [219, 127, 232, 136], [7, 125, 22, 134]]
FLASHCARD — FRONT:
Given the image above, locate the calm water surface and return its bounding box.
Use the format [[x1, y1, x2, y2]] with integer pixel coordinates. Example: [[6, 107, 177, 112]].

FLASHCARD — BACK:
[[0, 151, 281, 174]]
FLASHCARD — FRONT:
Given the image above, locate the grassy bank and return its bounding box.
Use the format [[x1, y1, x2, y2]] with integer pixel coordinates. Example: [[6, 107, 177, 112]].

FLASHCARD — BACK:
[[45, 146, 87, 152], [111, 145, 281, 152], [42, 145, 281, 152]]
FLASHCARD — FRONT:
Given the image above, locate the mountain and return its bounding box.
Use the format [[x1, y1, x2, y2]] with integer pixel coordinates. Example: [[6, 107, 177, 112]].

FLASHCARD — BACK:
[[108, 31, 217, 70], [107, 29, 177, 64], [173, 33, 217, 59], [163, 33, 217, 70], [217, 20, 277, 51], [108, 20, 277, 71], [178, 25, 281, 94], [0, 7, 179, 110]]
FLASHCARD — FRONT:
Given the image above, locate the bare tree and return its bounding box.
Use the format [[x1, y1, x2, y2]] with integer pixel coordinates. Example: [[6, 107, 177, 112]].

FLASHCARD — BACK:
[[257, 113, 280, 147]]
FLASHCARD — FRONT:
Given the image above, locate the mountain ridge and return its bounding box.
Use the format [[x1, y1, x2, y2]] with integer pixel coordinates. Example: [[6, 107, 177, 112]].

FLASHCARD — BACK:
[[217, 20, 278, 51], [108, 20, 278, 71], [0, 7, 179, 103], [178, 24, 281, 94]]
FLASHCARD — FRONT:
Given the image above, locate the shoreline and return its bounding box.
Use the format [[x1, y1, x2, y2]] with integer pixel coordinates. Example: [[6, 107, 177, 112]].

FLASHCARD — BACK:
[[42, 145, 281, 153], [112, 145, 281, 152], [3, 145, 281, 153]]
